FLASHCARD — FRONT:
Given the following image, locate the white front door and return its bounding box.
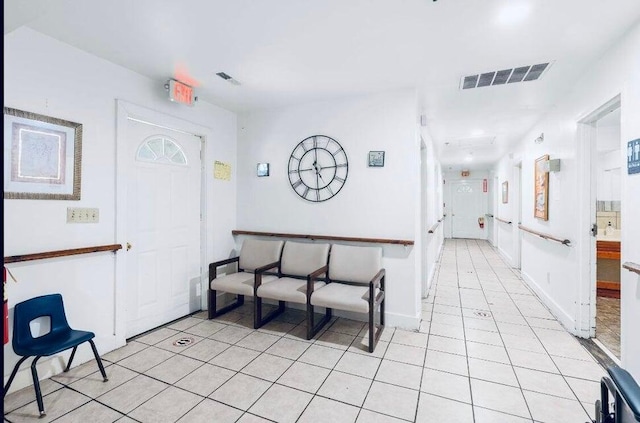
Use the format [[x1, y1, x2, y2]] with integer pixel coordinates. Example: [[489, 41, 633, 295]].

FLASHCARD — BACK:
[[451, 180, 486, 239], [125, 119, 201, 337]]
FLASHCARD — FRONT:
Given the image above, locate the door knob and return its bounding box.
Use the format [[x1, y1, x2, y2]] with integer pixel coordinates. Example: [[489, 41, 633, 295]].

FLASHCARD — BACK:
[[126, 242, 132, 251]]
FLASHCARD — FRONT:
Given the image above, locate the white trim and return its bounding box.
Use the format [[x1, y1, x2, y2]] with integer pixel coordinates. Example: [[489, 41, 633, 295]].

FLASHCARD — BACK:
[[115, 100, 212, 345], [521, 270, 579, 336]]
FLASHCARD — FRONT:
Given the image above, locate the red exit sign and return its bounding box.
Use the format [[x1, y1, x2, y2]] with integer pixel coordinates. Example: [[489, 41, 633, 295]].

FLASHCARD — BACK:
[[168, 79, 196, 106]]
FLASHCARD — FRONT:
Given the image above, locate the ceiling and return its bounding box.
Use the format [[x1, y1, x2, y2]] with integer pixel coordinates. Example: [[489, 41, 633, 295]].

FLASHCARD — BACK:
[[5, 0, 640, 170]]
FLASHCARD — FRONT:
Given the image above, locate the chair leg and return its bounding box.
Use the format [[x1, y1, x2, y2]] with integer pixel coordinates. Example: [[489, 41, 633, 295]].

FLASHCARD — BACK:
[[64, 346, 78, 372], [254, 297, 285, 329], [3, 356, 30, 397], [209, 288, 246, 320], [89, 340, 109, 382], [307, 304, 331, 340], [30, 356, 46, 417]]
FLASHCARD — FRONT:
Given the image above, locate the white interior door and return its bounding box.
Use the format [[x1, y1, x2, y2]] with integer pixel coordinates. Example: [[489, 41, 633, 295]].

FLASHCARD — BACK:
[[125, 119, 201, 338], [451, 180, 486, 239]]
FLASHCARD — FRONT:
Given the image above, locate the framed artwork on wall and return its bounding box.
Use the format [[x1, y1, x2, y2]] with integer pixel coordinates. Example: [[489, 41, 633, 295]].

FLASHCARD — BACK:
[[368, 151, 385, 167], [534, 154, 550, 220], [502, 181, 508, 204], [3, 107, 83, 200]]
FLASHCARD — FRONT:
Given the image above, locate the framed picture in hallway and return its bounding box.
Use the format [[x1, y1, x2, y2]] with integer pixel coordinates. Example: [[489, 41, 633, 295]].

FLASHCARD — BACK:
[[502, 181, 508, 204], [3, 107, 83, 200], [534, 154, 549, 220]]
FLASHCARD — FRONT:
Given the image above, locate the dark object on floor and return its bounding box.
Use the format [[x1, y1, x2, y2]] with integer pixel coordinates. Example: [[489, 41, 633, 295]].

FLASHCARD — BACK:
[[2, 293, 108, 417], [597, 288, 621, 299], [591, 365, 640, 422]]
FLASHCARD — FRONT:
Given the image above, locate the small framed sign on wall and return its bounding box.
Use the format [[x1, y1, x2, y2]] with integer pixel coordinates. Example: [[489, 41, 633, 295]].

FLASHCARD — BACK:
[[368, 151, 385, 167], [502, 181, 508, 204]]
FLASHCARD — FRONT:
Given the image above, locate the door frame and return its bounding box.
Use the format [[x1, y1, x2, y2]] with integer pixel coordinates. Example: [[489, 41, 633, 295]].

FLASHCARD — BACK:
[[576, 94, 621, 339], [115, 100, 209, 346], [512, 162, 523, 269]]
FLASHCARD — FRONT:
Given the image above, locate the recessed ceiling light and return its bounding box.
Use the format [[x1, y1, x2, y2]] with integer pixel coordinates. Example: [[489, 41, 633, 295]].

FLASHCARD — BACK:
[[471, 129, 485, 137], [497, 2, 532, 25], [464, 155, 473, 162]]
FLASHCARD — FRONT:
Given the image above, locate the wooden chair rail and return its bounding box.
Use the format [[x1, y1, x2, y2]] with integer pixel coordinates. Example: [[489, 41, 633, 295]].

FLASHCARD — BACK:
[[623, 262, 640, 275], [232, 230, 414, 246], [4, 244, 123, 264], [518, 225, 571, 246], [495, 217, 512, 225]]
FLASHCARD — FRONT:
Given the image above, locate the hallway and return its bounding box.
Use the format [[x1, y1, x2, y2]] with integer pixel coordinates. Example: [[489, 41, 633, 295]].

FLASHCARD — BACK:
[[4, 240, 604, 422]]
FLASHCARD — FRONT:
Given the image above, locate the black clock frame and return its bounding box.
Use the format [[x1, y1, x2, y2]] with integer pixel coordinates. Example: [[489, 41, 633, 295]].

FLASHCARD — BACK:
[[288, 135, 349, 202]]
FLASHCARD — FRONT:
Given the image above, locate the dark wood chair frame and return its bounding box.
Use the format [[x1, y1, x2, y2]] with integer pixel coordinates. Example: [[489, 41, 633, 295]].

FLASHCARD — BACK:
[[309, 268, 386, 352], [306, 265, 332, 340], [208, 257, 279, 322]]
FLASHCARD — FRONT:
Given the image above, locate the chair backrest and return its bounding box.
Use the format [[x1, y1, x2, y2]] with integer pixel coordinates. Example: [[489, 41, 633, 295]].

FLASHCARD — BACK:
[[12, 294, 71, 352], [281, 241, 330, 278], [329, 244, 382, 284], [239, 239, 285, 271]]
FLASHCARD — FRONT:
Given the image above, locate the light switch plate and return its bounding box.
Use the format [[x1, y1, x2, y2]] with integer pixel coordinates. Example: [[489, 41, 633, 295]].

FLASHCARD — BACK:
[[67, 207, 99, 223]]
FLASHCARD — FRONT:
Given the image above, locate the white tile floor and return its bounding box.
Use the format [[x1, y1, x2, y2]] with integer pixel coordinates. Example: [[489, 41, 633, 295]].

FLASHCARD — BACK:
[[4, 239, 605, 422]]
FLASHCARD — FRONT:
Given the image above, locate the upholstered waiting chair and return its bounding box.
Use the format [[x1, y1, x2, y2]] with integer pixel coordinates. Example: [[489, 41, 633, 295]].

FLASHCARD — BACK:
[[208, 239, 284, 322], [255, 241, 331, 332], [309, 244, 385, 352], [3, 293, 108, 417]]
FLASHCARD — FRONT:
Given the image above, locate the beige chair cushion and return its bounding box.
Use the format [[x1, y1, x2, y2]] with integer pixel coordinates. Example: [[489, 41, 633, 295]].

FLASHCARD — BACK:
[[257, 277, 326, 304], [239, 239, 285, 271], [329, 244, 382, 284], [211, 272, 278, 296], [280, 242, 330, 277], [311, 282, 374, 313]]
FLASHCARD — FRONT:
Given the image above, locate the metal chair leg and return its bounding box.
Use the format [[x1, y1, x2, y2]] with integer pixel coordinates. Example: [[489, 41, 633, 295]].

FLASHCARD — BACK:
[[88, 340, 108, 382], [64, 346, 78, 372], [30, 356, 46, 417], [3, 356, 30, 397]]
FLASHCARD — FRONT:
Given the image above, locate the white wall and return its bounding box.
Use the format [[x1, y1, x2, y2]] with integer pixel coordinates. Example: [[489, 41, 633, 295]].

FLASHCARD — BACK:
[[492, 23, 640, 380], [3, 28, 238, 389], [420, 127, 444, 297], [236, 89, 423, 328]]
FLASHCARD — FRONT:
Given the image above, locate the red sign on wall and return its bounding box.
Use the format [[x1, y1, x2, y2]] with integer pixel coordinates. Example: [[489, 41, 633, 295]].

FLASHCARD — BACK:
[[483, 179, 488, 192]]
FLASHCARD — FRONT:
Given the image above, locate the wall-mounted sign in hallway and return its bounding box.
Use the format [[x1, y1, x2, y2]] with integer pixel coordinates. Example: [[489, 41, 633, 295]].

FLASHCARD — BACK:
[[628, 139, 640, 175]]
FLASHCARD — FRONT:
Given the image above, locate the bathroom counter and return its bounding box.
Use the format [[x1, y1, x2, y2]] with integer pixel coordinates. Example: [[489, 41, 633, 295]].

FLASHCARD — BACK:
[[596, 239, 621, 296]]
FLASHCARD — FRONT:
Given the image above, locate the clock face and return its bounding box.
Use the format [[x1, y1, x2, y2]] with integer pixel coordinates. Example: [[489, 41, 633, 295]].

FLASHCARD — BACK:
[[288, 135, 349, 202]]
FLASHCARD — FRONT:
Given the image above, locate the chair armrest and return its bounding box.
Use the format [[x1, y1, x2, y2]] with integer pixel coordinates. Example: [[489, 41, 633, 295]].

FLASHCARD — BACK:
[[254, 260, 281, 289], [209, 256, 240, 281], [306, 265, 329, 297], [370, 268, 386, 290]]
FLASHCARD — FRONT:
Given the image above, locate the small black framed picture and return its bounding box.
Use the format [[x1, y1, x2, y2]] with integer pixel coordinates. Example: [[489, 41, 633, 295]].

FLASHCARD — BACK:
[[257, 163, 270, 177], [368, 151, 385, 167]]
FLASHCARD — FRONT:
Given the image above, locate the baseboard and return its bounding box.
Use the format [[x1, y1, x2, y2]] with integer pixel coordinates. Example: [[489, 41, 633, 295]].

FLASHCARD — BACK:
[[521, 270, 577, 335], [385, 311, 420, 330], [498, 246, 512, 264]]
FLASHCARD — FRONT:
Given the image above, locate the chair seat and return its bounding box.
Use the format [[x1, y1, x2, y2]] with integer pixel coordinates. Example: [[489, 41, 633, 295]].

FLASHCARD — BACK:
[[311, 283, 375, 313], [211, 272, 278, 296], [257, 277, 326, 304], [14, 329, 95, 357]]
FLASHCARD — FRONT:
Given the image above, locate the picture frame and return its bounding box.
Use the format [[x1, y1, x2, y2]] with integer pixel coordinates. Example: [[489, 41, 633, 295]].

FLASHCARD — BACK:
[[502, 181, 509, 204], [257, 162, 270, 177], [534, 154, 550, 220], [4, 107, 82, 200], [368, 151, 385, 167]]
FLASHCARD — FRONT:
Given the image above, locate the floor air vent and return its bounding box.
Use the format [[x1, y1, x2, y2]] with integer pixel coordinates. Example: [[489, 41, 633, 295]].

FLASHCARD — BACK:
[[461, 63, 550, 89]]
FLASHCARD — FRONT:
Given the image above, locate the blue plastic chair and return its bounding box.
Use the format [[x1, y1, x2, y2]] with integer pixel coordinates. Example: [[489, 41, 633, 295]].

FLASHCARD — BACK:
[[2, 294, 108, 417]]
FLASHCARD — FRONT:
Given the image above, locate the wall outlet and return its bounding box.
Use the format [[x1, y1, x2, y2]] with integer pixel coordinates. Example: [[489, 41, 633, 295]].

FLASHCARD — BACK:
[[67, 207, 99, 223]]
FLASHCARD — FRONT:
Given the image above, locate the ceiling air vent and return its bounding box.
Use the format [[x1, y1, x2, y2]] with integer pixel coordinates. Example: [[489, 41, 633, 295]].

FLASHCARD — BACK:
[[216, 72, 241, 86], [461, 62, 550, 90]]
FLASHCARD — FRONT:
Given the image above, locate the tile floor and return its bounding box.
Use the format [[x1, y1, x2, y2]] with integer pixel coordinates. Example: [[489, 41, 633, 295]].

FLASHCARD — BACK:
[[595, 296, 621, 359], [4, 239, 606, 422]]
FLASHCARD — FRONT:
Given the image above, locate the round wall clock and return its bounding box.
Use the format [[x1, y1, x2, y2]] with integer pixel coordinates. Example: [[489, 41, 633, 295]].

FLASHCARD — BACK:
[[288, 135, 349, 202]]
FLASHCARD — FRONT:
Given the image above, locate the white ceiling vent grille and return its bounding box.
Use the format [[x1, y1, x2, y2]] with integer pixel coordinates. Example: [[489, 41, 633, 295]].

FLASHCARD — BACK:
[[444, 136, 496, 149], [461, 63, 550, 90], [216, 72, 241, 86]]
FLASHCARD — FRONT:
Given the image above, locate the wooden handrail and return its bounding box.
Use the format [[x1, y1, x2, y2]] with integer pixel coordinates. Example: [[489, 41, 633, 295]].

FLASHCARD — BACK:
[[623, 262, 640, 275], [495, 217, 512, 225], [232, 230, 414, 246], [518, 225, 571, 246], [4, 244, 123, 264]]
